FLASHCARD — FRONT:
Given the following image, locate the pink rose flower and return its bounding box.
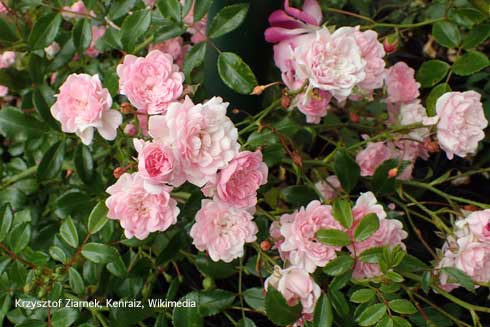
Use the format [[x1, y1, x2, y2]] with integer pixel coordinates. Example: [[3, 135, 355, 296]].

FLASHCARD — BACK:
[[295, 28, 366, 101], [149, 96, 240, 187], [202, 150, 268, 209], [117, 50, 184, 114], [435, 91, 488, 159], [265, 0, 322, 43], [265, 266, 321, 323], [0, 85, 8, 97], [181, 0, 208, 43], [51, 73, 122, 145], [149, 37, 188, 68], [0, 51, 15, 68], [62, 1, 95, 19], [356, 142, 393, 177], [0, 2, 7, 13], [278, 200, 344, 272], [85, 25, 106, 58], [296, 89, 331, 123], [464, 210, 490, 242], [397, 100, 431, 141], [385, 61, 420, 103], [106, 173, 180, 240], [352, 191, 387, 221], [133, 139, 185, 193], [335, 26, 385, 91], [315, 175, 342, 201], [190, 199, 258, 262], [123, 123, 137, 136]]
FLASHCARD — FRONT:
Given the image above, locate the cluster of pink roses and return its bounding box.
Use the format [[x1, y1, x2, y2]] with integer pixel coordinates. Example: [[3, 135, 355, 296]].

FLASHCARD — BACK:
[[438, 210, 490, 291], [266, 192, 407, 325]]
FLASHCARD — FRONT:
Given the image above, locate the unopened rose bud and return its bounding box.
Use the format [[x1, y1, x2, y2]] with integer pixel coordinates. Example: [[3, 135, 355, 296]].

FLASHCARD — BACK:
[[251, 85, 266, 96], [281, 94, 291, 108], [383, 34, 399, 54], [113, 166, 128, 179], [424, 139, 440, 153], [349, 112, 360, 123], [260, 240, 271, 251], [66, 169, 73, 177], [388, 167, 398, 178], [123, 123, 137, 137], [120, 102, 134, 114], [232, 108, 240, 114]]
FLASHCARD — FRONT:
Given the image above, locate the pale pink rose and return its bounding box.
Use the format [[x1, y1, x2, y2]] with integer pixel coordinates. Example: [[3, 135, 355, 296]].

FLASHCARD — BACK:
[[385, 62, 420, 103], [149, 96, 240, 187], [269, 217, 293, 262], [390, 140, 427, 180], [51, 74, 122, 145], [397, 100, 431, 141], [0, 2, 7, 13], [265, 0, 322, 43], [202, 150, 268, 209], [278, 200, 344, 272], [44, 42, 60, 59], [265, 266, 321, 323], [465, 210, 490, 242], [117, 50, 184, 114], [296, 89, 331, 123], [334, 26, 385, 91], [62, 1, 95, 18], [0, 51, 15, 68], [295, 28, 366, 101], [435, 91, 488, 159], [123, 123, 137, 136], [352, 191, 387, 222], [438, 235, 490, 291], [190, 199, 257, 262], [143, 0, 156, 6], [106, 173, 179, 240], [85, 25, 106, 58], [133, 139, 185, 193], [181, 0, 208, 43], [315, 175, 342, 201], [0, 85, 8, 97], [149, 37, 188, 68], [356, 142, 393, 177]]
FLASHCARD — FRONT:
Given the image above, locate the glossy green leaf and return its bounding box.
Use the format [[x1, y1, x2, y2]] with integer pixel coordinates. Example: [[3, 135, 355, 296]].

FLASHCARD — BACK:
[[354, 213, 380, 242], [281, 185, 318, 206], [323, 255, 354, 276], [448, 8, 485, 28], [332, 198, 353, 228], [37, 141, 65, 181], [462, 24, 490, 48], [60, 217, 79, 248], [316, 229, 351, 247], [74, 144, 94, 185], [108, 0, 137, 20], [265, 286, 302, 326], [452, 50, 490, 76], [68, 267, 85, 295], [441, 267, 475, 292], [0, 107, 47, 141], [243, 288, 265, 311], [432, 21, 461, 48], [32, 88, 59, 130], [0, 17, 17, 42], [194, 0, 213, 21], [120, 10, 151, 51], [350, 289, 375, 304], [157, 0, 181, 21], [426, 83, 451, 116], [312, 293, 333, 327], [416, 60, 450, 88], [7, 223, 30, 253], [334, 149, 360, 193], [388, 299, 417, 315], [0, 204, 13, 243], [72, 19, 92, 53], [198, 289, 235, 316], [172, 292, 203, 327], [51, 308, 79, 327], [48, 38, 76, 71], [208, 3, 249, 38], [28, 13, 62, 50], [217, 52, 257, 94], [81, 243, 117, 264], [183, 42, 207, 81], [357, 303, 386, 326]]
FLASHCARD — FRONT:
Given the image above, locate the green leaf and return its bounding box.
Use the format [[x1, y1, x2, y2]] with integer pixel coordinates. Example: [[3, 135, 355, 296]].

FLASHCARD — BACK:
[[312, 293, 333, 327], [237, 318, 256, 327], [48, 38, 76, 71], [106, 256, 127, 277], [183, 42, 207, 81], [243, 287, 265, 311], [0, 107, 47, 141], [74, 144, 94, 185], [72, 19, 92, 53], [120, 10, 151, 52], [32, 88, 59, 130], [29, 54, 45, 84], [354, 213, 380, 242], [198, 289, 235, 316], [60, 217, 79, 248], [157, 0, 181, 21], [281, 185, 318, 206], [265, 286, 302, 326], [327, 288, 350, 317], [217, 52, 257, 94], [385, 271, 404, 283], [350, 289, 375, 304], [416, 60, 450, 88], [68, 267, 85, 295], [87, 202, 108, 234], [172, 292, 203, 327], [371, 159, 399, 195], [388, 299, 417, 315], [323, 255, 354, 276], [448, 8, 485, 28], [208, 3, 249, 38], [391, 316, 411, 327], [49, 246, 67, 263], [359, 247, 384, 263], [153, 22, 186, 43], [195, 254, 236, 279], [357, 303, 386, 326], [37, 141, 65, 181], [452, 51, 490, 76], [334, 149, 360, 193], [81, 243, 117, 264], [108, 0, 137, 20], [0, 204, 13, 243], [441, 267, 475, 292], [0, 17, 17, 42], [194, 0, 213, 21], [332, 198, 353, 228], [377, 316, 394, 327], [7, 223, 30, 253], [316, 229, 351, 247], [51, 308, 79, 327], [97, 27, 122, 49], [28, 13, 62, 50], [462, 24, 490, 49], [432, 21, 461, 48], [426, 83, 451, 116]]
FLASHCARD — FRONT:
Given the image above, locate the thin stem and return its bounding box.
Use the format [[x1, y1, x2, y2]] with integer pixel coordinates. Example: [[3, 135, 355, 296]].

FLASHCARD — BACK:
[[0, 242, 37, 269], [0, 166, 38, 190]]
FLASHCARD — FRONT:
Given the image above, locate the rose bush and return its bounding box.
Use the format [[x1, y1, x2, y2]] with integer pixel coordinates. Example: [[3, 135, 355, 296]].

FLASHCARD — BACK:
[[0, 0, 490, 326]]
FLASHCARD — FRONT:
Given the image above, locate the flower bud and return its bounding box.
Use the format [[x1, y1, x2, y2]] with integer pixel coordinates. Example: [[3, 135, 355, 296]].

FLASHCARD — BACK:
[[349, 112, 360, 123], [281, 94, 291, 108], [251, 85, 266, 96], [383, 34, 399, 54], [388, 167, 398, 178], [120, 102, 134, 114], [260, 240, 272, 251], [123, 123, 137, 137], [113, 166, 128, 179]]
